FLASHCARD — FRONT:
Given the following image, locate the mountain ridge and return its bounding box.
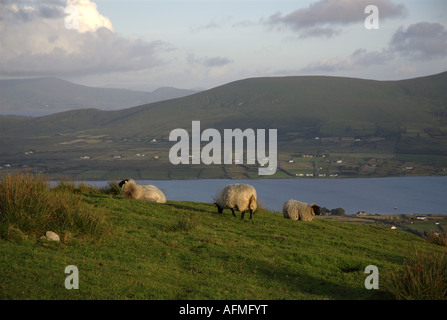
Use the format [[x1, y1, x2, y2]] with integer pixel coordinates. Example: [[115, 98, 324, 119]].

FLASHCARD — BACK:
[[0, 77, 199, 117], [1, 72, 446, 180], [1, 72, 446, 139]]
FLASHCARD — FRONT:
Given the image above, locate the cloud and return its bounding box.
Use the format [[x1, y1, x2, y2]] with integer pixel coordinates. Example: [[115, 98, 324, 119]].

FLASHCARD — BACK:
[[185, 54, 233, 81], [266, 0, 406, 38], [298, 20, 447, 75], [191, 21, 221, 33], [389, 22, 447, 60], [65, 0, 114, 33], [187, 54, 233, 68], [297, 26, 340, 39], [0, 1, 65, 22], [300, 48, 394, 73], [0, 0, 169, 77]]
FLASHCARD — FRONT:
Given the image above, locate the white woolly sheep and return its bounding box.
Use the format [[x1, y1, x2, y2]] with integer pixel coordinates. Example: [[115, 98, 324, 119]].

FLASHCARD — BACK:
[[119, 179, 166, 203], [282, 200, 320, 222], [214, 184, 257, 219]]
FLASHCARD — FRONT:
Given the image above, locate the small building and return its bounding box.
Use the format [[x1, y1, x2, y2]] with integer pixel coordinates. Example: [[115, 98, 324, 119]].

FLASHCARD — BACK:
[[305, 173, 313, 177]]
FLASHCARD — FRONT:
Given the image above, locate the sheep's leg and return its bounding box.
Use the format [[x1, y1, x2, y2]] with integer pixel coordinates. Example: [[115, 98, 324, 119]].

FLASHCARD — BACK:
[[231, 209, 236, 217], [249, 209, 253, 220], [241, 211, 245, 220]]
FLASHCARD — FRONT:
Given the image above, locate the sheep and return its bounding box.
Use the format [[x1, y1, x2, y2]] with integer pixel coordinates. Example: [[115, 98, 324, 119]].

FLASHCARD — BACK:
[[119, 179, 166, 203], [214, 184, 257, 219], [282, 200, 320, 222]]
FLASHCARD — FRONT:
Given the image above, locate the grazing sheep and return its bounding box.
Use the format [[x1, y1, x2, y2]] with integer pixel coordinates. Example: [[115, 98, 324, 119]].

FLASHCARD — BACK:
[[119, 179, 166, 203], [214, 184, 257, 219], [282, 200, 320, 222]]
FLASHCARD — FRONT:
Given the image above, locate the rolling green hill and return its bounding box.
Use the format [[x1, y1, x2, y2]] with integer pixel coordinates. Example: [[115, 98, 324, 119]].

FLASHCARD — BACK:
[[1, 185, 446, 300], [2, 72, 446, 139], [1, 72, 446, 179]]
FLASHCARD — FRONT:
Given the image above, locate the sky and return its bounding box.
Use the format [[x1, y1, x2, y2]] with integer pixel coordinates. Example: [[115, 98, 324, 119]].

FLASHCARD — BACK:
[[0, 0, 446, 91]]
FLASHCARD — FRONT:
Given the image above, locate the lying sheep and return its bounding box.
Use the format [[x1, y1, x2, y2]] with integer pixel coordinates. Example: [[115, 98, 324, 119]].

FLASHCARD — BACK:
[[119, 179, 166, 203], [282, 200, 320, 222], [214, 184, 257, 219]]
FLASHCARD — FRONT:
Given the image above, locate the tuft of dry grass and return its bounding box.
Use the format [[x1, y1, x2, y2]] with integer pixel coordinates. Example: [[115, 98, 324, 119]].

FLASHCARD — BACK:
[[424, 231, 447, 248], [383, 250, 447, 300], [0, 172, 110, 240]]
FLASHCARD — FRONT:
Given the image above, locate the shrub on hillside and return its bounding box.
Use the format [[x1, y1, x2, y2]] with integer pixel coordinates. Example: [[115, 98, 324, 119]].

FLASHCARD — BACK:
[[330, 208, 346, 216]]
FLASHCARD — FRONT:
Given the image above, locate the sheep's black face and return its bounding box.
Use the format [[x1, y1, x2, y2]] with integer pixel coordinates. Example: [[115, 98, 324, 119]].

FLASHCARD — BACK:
[[118, 179, 129, 188], [214, 203, 223, 214], [312, 205, 321, 216]]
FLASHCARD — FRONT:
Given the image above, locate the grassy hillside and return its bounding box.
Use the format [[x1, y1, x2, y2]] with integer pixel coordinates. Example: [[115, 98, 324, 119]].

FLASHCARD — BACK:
[[1, 175, 446, 300], [2, 72, 446, 138], [1, 73, 446, 179]]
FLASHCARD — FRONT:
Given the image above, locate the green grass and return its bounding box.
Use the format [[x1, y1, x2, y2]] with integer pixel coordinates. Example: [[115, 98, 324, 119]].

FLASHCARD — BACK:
[[1, 173, 446, 300]]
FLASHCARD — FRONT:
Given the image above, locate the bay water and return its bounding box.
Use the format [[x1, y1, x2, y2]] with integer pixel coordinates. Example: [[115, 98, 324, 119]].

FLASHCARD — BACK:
[[85, 176, 447, 215]]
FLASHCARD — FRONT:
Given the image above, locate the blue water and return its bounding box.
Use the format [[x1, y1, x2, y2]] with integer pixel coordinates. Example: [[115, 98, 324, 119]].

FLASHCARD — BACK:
[[83, 176, 447, 215]]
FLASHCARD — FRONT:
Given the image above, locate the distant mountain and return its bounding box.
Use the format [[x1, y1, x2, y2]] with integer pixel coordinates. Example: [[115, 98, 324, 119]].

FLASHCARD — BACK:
[[1, 72, 446, 180], [0, 77, 199, 117], [1, 72, 446, 145]]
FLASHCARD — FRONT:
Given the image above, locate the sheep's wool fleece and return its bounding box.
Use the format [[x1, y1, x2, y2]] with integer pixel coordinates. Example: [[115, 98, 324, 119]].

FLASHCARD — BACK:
[[217, 184, 257, 212], [122, 179, 166, 203], [283, 200, 316, 221]]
